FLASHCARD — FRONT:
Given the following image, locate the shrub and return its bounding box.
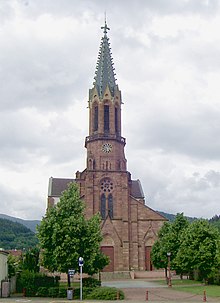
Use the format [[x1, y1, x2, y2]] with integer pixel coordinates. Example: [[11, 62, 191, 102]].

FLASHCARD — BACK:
[[87, 287, 124, 300], [34, 286, 67, 298], [36, 287, 48, 297], [82, 277, 101, 288], [73, 287, 94, 299], [16, 270, 60, 296], [48, 287, 60, 297], [58, 288, 67, 298], [25, 286, 36, 297], [208, 269, 220, 285]]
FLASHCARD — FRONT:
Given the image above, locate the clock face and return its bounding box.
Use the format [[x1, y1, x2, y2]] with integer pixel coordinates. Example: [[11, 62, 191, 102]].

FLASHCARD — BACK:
[[102, 143, 112, 153]]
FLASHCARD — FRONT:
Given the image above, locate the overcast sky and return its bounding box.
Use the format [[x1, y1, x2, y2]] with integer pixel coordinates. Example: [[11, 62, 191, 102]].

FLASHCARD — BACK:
[[1, 0, 220, 220]]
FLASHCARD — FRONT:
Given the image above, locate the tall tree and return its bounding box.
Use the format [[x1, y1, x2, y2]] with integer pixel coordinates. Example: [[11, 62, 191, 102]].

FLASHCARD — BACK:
[[175, 219, 220, 281], [151, 221, 171, 271], [37, 182, 108, 275], [151, 213, 189, 277], [22, 248, 40, 272]]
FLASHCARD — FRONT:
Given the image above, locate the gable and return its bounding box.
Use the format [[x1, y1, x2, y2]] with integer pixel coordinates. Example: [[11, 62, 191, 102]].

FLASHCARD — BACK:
[[101, 216, 122, 246], [130, 195, 167, 221]]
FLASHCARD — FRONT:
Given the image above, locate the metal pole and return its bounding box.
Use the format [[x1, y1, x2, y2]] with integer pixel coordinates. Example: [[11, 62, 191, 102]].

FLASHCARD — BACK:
[[168, 255, 172, 287], [80, 265, 83, 301], [167, 252, 172, 287]]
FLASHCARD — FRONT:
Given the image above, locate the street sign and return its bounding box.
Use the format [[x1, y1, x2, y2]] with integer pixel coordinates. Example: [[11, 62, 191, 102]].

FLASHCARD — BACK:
[[68, 269, 75, 276]]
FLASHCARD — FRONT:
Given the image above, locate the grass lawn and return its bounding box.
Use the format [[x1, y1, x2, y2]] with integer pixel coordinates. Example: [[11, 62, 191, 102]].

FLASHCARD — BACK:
[[172, 285, 220, 298], [154, 279, 220, 298], [153, 279, 201, 286]]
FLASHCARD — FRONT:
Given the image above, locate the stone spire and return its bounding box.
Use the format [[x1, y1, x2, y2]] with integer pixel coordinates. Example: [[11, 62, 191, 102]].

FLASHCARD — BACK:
[[93, 21, 117, 98]]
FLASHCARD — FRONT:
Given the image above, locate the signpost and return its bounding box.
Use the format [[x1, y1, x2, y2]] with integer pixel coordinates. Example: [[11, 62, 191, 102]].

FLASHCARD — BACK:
[[68, 269, 75, 277], [67, 269, 75, 300], [79, 257, 84, 301]]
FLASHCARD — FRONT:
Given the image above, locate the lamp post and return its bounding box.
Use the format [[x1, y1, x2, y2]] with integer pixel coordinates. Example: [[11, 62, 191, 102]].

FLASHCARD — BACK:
[[79, 257, 84, 301], [167, 252, 172, 287]]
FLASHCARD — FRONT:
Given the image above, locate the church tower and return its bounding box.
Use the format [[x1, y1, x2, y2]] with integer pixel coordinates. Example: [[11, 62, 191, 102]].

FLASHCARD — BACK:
[[48, 22, 166, 272], [86, 21, 126, 176]]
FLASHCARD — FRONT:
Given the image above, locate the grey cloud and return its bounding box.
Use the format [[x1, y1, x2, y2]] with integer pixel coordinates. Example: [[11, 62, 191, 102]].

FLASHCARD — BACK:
[[0, 38, 93, 111], [1, 0, 220, 220], [146, 169, 220, 218], [0, 183, 45, 219], [133, 112, 220, 160], [0, 107, 87, 170]]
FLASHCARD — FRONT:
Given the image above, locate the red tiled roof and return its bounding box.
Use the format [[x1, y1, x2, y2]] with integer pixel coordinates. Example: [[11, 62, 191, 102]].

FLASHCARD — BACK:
[[5, 250, 22, 257]]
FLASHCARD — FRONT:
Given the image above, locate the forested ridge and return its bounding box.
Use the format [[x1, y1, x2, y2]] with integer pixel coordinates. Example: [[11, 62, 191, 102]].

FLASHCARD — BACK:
[[0, 218, 38, 250], [0, 212, 219, 250], [209, 215, 220, 231], [0, 213, 40, 232], [159, 211, 220, 231]]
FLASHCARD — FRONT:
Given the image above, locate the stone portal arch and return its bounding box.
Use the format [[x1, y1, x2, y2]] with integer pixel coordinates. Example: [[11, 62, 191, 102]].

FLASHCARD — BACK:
[[101, 235, 114, 272], [145, 237, 154, 271]]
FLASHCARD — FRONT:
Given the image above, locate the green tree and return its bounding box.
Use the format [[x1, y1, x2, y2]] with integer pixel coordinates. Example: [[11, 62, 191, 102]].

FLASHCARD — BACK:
[[151, 222, 171, 271], [151, 213, 189, 277], [22, 248, 40, 272], [8, 254, 22, 278], [175, 219, 220, 281], [37, 182, 108, 276], [209, 215, 220, 232]]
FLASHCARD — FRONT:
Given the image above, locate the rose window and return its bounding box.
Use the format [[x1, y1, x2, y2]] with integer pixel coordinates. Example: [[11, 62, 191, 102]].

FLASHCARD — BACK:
[[100, 179, 113, 193]]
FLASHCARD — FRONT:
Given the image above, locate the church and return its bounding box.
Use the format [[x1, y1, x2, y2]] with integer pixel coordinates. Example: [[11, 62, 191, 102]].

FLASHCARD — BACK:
[[47, 22, 166, 272]]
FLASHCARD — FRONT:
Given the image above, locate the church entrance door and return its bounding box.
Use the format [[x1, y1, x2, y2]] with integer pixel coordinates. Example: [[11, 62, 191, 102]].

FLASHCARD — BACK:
[[101, 246, 114, 272], [145, 246, 153, 271]]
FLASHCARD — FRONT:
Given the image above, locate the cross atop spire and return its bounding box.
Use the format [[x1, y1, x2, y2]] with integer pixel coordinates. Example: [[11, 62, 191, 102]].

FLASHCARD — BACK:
[[101, 12, 110, 34], [101, 20, 110, 35]]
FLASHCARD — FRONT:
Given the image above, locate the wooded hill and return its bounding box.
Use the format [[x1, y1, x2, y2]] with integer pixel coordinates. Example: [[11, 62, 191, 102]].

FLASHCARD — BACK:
[[0, 213, 40, 233], [0, 218, 38, 250], [0, 212, 219, 251], [209, 215, 220, 231]]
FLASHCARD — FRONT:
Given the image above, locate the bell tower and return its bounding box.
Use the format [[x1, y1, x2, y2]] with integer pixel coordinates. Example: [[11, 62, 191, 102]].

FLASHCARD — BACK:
[[85, 21, 127, 173]]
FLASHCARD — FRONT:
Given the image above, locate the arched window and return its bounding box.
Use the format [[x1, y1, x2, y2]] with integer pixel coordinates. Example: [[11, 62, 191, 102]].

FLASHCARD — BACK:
[[104, 105, 109, 132], [93, 159, 96, 170], [100, 179, 114, 220], [101, 194, 106, 219], [108, 194, 113, 219], [115, 107, 119, 134], [94, 106, 98, 132]]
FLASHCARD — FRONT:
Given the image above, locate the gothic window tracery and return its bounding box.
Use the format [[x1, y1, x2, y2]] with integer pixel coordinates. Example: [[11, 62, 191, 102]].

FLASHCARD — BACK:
[[101, 193, 106, 219], [100, 178, 114, 219], [101, 178, 113, 193], [108, 194, 113, 219]]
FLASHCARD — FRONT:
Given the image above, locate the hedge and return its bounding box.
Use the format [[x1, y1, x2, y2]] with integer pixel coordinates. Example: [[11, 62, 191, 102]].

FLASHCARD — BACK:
[[16, 270, 59, 295], [28, 286, 124, 300]]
